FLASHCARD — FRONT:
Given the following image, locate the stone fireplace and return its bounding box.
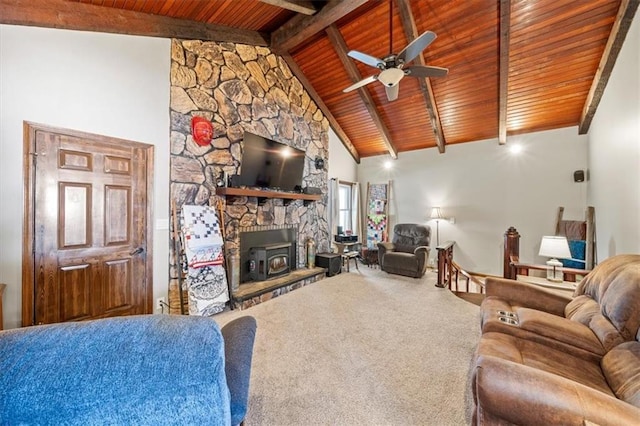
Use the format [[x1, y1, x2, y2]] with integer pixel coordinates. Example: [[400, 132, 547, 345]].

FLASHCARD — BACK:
[[168, 39, 332, 313]]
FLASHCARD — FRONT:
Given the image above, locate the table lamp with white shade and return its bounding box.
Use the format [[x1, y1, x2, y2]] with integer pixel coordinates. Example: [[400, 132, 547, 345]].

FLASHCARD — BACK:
[[539, 236, 572, 282]]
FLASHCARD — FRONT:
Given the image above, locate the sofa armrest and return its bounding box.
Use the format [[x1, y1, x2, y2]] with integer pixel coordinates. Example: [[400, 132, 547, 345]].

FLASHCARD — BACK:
[[221, 316, 257, 426], [413, 245, 430, 256], [485, 277, 572, 316], [473, 356, 640, 426], [414, 246, 430, 274], [377, 242, 395, 253], [377, 242, 395, 265]]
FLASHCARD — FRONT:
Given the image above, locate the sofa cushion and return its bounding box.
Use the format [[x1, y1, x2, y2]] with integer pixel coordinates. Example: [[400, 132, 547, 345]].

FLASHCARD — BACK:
[[573, 255, 640, 344], [384, 251, 419, 270], [565, 295, 626, 352], [599, 265, 640, 340], [602, 341, 640, 408], [473, 355, 640, 426], [575, 254, 639, 300], [391, 223, 429, 253], [0, 315, 231, 424], [476, 332, 614, 396], [565, 295, 600, 324]]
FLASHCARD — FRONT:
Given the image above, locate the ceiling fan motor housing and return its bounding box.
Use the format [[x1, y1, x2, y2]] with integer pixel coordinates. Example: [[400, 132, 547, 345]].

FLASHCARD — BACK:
[[382, 54, 402, 69]]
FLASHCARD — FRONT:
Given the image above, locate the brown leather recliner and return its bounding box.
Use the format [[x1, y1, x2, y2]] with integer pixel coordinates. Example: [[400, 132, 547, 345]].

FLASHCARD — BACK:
[[480, 254, 640, 362], [377, 224, 430, 278], [471, 254, 640, 425]]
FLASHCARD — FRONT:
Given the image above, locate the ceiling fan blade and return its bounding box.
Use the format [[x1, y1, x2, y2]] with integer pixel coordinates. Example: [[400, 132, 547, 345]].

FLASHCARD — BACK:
[[385, 84, 399, 101], [343, 75, 378, 93], [347, 50, 384, 68], [397, 30, 437, 64], [404, 65, 449, 78]]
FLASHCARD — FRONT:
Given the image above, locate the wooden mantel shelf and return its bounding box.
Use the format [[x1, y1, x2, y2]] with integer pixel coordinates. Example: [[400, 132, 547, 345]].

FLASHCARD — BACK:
[[215, 187, 321, 205]]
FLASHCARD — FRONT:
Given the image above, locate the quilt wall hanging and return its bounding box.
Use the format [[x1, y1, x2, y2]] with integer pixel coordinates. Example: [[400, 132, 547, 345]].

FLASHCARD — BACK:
[[181, 204, 229, 316], [366, 182, 390, 249]]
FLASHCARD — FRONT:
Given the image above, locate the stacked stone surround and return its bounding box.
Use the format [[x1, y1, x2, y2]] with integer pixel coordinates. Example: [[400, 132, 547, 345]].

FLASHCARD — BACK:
[[169, 39, 330, 313]]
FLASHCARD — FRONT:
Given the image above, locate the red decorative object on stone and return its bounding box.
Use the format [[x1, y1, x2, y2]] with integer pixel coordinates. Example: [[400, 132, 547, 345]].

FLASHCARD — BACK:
[[191, 116, 213, 146]]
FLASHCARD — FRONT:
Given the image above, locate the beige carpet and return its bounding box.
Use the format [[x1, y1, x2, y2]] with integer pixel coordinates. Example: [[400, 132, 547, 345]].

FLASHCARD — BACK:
[[215, 266, 481, 425]]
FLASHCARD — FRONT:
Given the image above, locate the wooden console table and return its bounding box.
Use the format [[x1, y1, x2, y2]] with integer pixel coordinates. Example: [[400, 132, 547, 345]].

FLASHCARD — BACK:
[[215, 187, 320, 205]]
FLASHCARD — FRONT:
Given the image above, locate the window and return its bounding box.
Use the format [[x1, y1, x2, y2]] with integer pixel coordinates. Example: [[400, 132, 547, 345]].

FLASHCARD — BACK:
[[338, 183, 352, 233]]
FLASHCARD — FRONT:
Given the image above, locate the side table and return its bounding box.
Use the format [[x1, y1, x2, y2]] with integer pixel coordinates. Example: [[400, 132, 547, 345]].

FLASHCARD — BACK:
[[362, 248, 379, 268]]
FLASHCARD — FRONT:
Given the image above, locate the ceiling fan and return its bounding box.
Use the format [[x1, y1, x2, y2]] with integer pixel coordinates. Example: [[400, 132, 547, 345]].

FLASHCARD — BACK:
[[342, 1, 448, 101]]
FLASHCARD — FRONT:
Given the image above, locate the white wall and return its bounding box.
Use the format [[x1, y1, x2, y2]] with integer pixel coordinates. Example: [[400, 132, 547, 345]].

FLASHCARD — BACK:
[[357, 128, 588, 275], [588, 15, 639, 260], [0, 25, 171, 329], [328, 128, 358, 182]]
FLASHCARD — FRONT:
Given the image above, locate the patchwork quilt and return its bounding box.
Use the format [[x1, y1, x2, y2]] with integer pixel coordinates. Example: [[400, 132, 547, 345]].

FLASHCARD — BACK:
[[181, 204, 229, 316]]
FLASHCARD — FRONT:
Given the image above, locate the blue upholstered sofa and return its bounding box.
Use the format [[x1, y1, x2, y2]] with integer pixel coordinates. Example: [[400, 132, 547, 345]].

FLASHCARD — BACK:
[[0, 314, 256, 425]]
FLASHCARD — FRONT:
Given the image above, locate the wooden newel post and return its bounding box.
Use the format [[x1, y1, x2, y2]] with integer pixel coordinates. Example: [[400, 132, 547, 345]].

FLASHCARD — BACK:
[[503, 227, 520, 279], [436, 241, 455, 288]]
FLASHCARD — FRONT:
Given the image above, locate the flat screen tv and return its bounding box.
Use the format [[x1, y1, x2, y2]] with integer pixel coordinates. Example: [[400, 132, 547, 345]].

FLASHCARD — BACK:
[[239, 132, 306, 192]]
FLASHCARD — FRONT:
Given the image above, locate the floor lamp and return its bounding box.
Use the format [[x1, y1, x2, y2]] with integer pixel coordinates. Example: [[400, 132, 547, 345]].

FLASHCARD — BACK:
[[429, 207, 444, 271], [430, 207, 444, 246]]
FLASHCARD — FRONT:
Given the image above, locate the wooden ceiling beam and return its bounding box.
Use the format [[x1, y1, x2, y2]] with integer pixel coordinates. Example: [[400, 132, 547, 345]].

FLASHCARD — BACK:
[[259, 0, 317, 15], [396, 0, 446, 154], [0, 0, 269, 46], [281, 54, 361, 163], [271, 0, 368, 53], [578, 0, 639, 134], [498, 0, 511, 145], [326, 24, 398, 159]]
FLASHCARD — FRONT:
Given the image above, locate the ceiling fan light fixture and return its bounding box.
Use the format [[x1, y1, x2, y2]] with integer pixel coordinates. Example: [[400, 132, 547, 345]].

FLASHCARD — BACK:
[[378, 68, 405, 87]]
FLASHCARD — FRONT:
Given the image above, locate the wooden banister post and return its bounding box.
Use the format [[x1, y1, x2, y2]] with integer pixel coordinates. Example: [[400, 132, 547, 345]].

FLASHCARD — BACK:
[[503, 227, 520, 279], [436, 241, 455, 288]]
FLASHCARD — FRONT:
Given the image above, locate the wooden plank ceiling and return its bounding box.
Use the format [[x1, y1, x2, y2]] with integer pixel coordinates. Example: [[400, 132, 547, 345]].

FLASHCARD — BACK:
[[3, 0, 637, 162]]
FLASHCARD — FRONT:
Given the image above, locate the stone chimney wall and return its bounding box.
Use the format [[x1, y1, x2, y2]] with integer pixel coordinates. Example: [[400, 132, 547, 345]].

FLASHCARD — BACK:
[[169, 39, 330, 312]]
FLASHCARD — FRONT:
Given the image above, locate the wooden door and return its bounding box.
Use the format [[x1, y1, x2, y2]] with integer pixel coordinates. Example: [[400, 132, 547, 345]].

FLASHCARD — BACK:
[[22, 122, 154, 325]]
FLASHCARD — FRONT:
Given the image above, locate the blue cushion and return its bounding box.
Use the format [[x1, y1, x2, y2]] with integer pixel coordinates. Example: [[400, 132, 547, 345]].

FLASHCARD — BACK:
[[561, 239, 586, 269], [0, 315, 231, 425]]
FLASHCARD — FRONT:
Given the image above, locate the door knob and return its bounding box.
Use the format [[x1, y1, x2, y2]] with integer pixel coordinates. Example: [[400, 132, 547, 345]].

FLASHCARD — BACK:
[[129, 247, 144, 256]]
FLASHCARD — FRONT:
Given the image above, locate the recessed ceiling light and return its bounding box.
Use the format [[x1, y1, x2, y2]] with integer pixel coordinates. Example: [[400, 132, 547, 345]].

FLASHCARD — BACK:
[[384, 160, 393, 169]]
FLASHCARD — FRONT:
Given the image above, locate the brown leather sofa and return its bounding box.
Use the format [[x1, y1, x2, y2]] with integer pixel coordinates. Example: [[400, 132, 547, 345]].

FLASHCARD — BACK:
[[377, 224, 430, 278], [470, 254, 640, 425]]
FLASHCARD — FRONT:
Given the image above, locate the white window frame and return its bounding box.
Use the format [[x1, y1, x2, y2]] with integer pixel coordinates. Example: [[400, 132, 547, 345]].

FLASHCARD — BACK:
[[338, 182, 353, 233]]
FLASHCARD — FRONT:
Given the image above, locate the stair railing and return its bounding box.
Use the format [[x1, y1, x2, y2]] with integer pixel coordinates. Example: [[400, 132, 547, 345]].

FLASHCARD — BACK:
[[435, 241, 488, 293]]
